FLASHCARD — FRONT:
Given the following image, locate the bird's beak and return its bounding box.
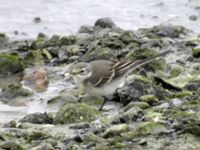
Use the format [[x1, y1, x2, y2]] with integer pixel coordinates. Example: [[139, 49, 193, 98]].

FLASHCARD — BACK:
[[64, 72, 71, 77], [65, 71, 80, 76]]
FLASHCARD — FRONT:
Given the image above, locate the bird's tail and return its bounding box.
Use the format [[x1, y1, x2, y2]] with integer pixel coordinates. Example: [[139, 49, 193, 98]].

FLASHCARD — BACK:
[[127, 50, 173, 72]]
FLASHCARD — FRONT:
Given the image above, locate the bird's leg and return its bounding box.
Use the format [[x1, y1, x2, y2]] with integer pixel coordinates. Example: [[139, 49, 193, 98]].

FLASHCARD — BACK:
[[76, 93, 88, 103], [99, 96, 108, 111]]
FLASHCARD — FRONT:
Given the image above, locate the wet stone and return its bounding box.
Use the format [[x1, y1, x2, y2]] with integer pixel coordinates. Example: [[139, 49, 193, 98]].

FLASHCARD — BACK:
[[94, 17, 116, 29], [54, 103, 101, 124], [20, 112, 53, 124]]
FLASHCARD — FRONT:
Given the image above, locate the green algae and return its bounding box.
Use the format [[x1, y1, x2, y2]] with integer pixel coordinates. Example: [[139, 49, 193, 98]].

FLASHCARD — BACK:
[[54, 103, 101, 124]]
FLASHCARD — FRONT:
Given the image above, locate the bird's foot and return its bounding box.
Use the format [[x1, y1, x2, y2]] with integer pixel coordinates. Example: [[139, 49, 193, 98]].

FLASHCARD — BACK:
[[76, 93, 88, 103]]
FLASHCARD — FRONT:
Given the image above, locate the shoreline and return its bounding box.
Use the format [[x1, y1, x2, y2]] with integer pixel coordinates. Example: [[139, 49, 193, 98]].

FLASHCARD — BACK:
[[0, 18, 200, 149]]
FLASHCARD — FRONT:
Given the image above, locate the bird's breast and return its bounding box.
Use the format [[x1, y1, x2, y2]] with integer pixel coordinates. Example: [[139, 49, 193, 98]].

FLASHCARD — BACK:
[[85, 76, 126, 96]]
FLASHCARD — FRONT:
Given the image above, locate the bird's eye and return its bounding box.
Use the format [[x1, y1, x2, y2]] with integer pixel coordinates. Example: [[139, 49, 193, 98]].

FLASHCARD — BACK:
[[80, 69, 84, 73]]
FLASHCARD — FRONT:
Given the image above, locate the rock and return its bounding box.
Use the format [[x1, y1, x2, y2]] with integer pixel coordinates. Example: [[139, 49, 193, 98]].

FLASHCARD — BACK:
[[126, 48, 166, 72], [99, 35, 125, 49], [47, 47, 58, 58], [78, 25, 94, 34], [164, 101, 200, 136], [94, 17, 116, 28], [74, 134, 85, 143], [58, 35, 76, 46], [76, 33, 94, 46], [140, 95, 158, 105], [170, 64, 183, 78], [31, 143, 55, 150], [33, 17, 42, 23], [112, 106, 143, 124], [58, 45, 81, 61], [122, 101, 150, 110], [117, 76, 163, 105], [54, 103, 101, 124], [28, 130, 49, 141], [138, 24, 188, 38], [189, 15, 198, 21], [144, 112, 166, 122], [0, 32, 8, 48], [151, 102, 170, 112], [192, 47, 200, 58], [185, 80, 200, 91], [30, 34, 75, 50], [119, 30, 138, 44], [69, 122, 90, 129], [3, 120, 17, 128], [154, 76, 183, 92], [0, 141, 26, 150], [123, 122, 168, 139], [0, 53, 24, 77], [0, 84, 31, 104], [20, 112, 53, 124], [84, 132, 105, 143], [30, 35, 48, 50], [82, 47, 116, 61], [102, 124, 130, 138], [23, 50, 45, 65]]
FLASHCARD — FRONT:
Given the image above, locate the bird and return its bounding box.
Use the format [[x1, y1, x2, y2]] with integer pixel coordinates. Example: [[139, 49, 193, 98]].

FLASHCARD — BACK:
[[67, 50, 172, 111]]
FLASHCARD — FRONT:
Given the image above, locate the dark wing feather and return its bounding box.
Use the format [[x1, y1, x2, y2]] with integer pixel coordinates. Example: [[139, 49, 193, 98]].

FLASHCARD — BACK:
[[92, 60, 138, 87], [89, 50, 172, 87]]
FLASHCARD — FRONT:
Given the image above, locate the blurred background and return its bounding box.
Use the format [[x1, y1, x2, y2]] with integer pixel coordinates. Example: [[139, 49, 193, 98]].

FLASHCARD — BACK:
[[0, 0, 199, 40]]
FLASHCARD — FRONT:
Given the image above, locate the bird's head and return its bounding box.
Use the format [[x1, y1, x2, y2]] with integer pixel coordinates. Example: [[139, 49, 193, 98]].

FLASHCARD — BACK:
[[67, 62, 93, 81]]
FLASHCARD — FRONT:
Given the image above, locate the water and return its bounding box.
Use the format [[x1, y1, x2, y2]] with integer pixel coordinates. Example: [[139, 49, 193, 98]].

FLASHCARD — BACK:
[[0, 0, 199, 40], [0, 66, 70, 123]]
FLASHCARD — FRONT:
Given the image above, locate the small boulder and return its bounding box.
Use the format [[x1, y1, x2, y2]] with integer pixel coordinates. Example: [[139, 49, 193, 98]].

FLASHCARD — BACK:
[[54, 103, 100, 124], [94, 17, 116, 29], [20, 112, 53, 124], [0, 53, 24, 77]]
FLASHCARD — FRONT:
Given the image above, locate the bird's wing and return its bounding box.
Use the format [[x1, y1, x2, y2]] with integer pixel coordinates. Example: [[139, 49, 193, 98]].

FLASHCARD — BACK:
[[90, 60, 140, 87], [89, 50, 172, 87], [88, 60, 113, 87]]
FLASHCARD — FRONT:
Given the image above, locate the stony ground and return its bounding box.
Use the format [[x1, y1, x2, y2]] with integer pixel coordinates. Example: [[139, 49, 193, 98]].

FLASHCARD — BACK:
[[0, 18, 200, 150]]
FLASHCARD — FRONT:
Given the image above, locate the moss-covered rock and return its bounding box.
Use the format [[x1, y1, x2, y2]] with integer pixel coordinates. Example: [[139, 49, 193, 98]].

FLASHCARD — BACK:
[[112, 106, 143, 124], [0, 84, 31, 101], [170, 90, 192, 98], [30, 35, 48, 50], [119, 31, 138, 44], [123, 101, 150, 110], [136, 122, 168, 135], [0, 32, 8, 47], [0, 141, 26, 150], [20, 112, 53, 124], [192, 47, 200, 58], [54, 103, 101, 124], [126, 48, 166, 72], [24, 50, 45, 65], [28, 131, 49, 141], [170, 64, 183, 78], [117, 76, 165, 105], [58, 35, 76, 46], [189, 15, 198, 21], [83, 132, 106, 145], [138, 24, 188, 38], [30, 143, 55, 150], [140, 94, 158, 105], [102, 124, 130, 138], [82, 47, 116, 61], [0, 53, 24, 76], [123, 122, 168, 139]]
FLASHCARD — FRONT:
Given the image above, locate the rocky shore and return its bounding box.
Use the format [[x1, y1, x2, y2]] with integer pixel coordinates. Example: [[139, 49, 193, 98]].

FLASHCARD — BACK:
[[0, 18, 200, 150]]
